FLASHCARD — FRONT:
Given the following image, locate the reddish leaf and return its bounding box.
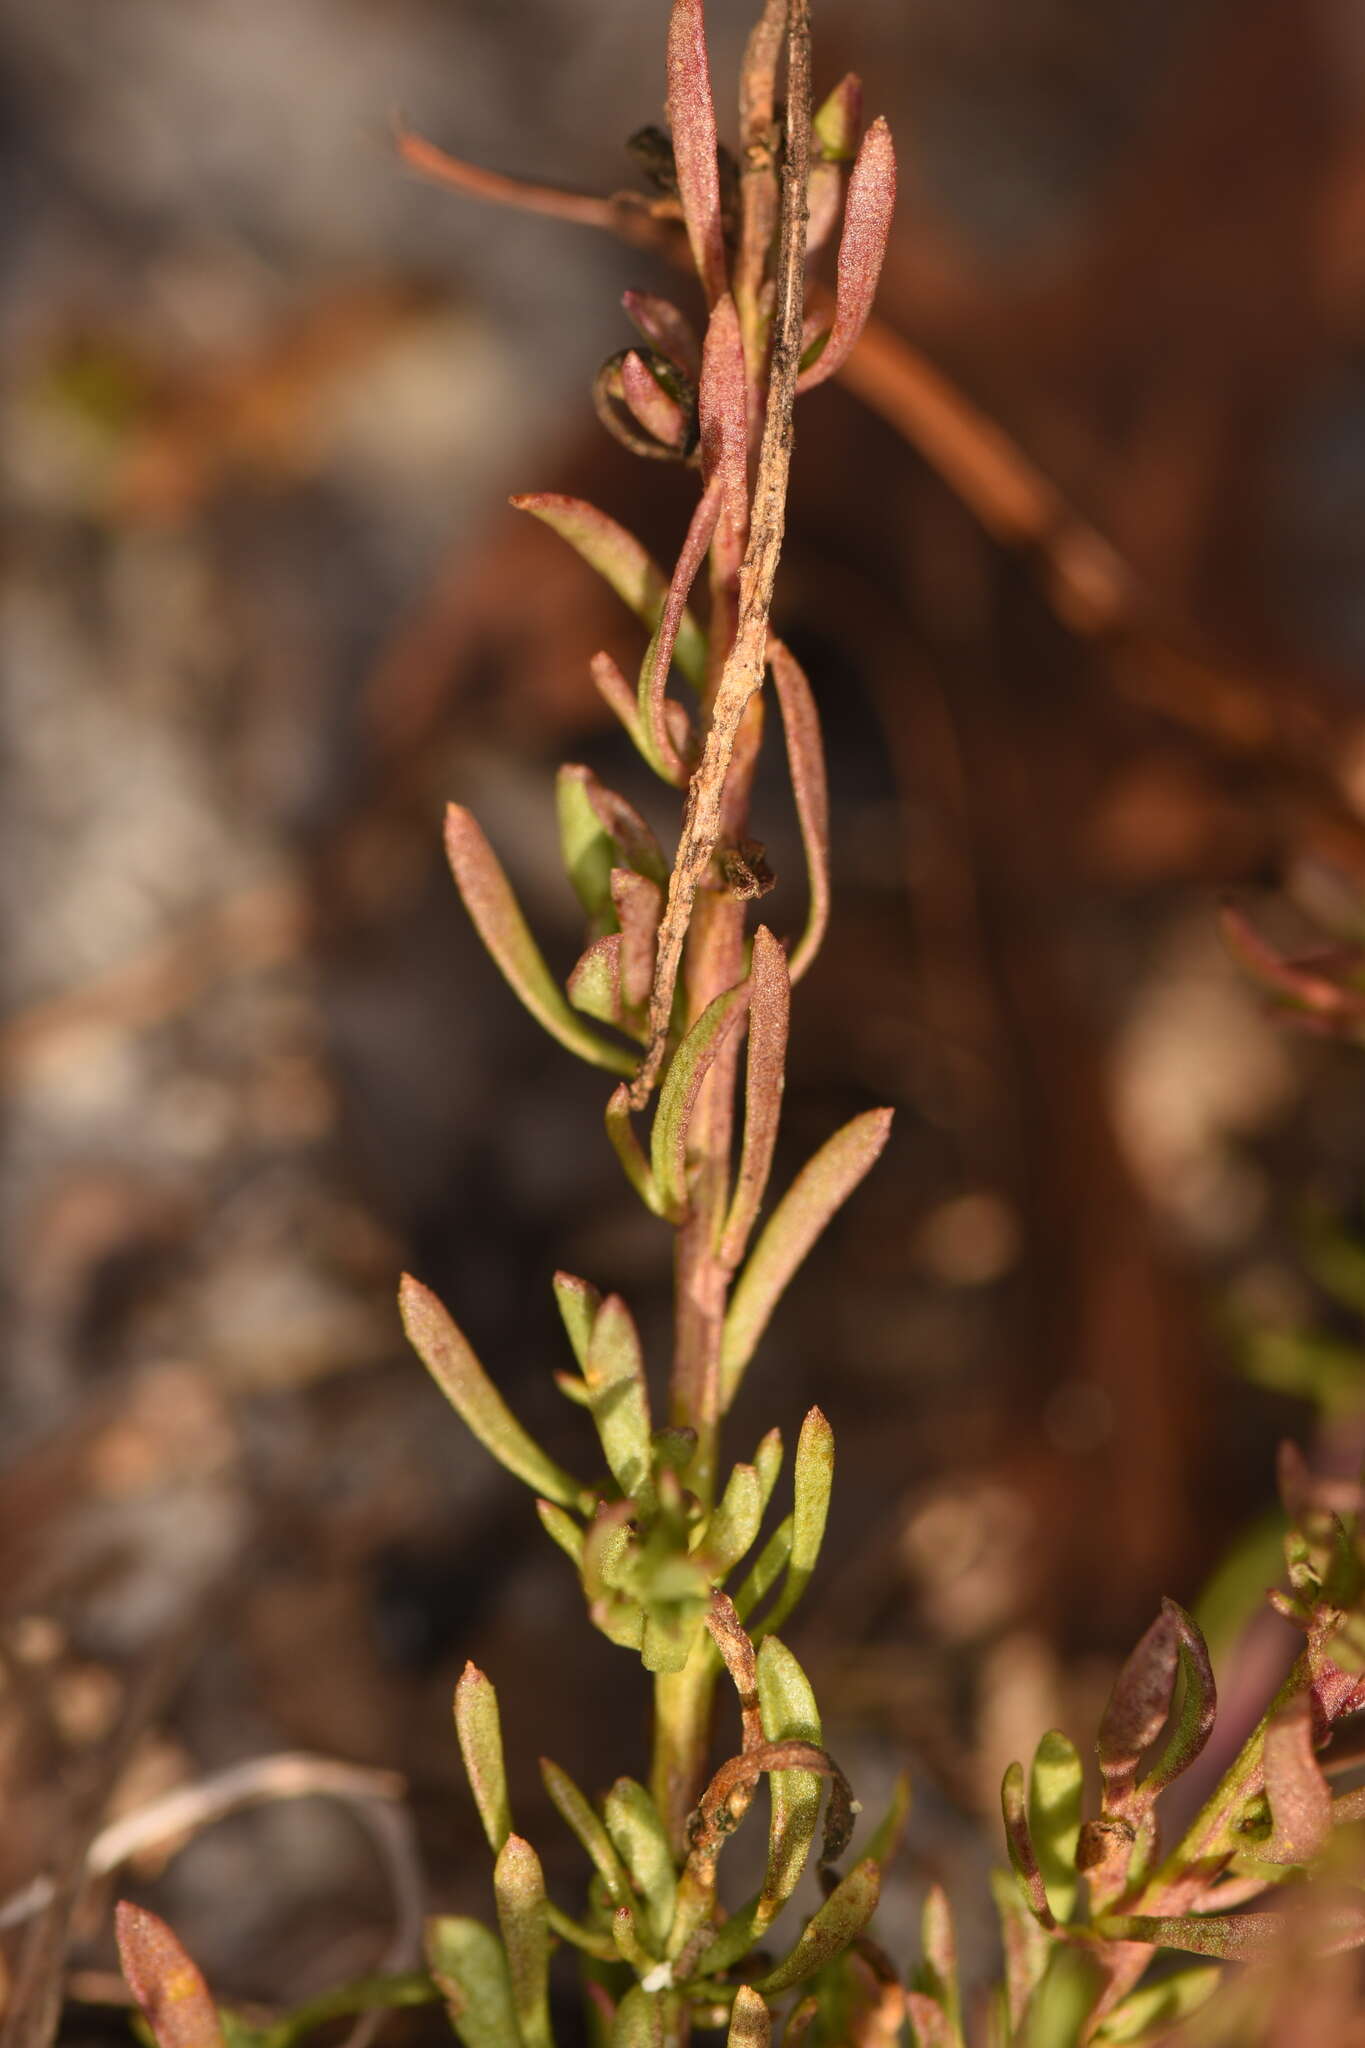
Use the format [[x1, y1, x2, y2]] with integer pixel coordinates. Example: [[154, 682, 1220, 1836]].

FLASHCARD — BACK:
[[512, 493, 707, 687], [699, 294, 750, 544], [720, 927, 791, 1268], [623, 290, 701, 378], [1097, 1601, 1183, 1811], [767, 637, 830, 980], [1000, 1762, 1055, 1929], [666, 0, 728, 304], [637, 477, 722, 781], [621, 349, 690, 453], [651, 978, 751, 1223], [116, 1904, 226, 2048], [611, 868, 662, 1013], [1264, 1691, 1332, 1864], [797, 117, 897, 393]]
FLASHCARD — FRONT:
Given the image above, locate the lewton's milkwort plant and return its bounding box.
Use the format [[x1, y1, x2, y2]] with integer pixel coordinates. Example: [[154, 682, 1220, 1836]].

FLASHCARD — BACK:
[[112, 6, 1365, 2047]]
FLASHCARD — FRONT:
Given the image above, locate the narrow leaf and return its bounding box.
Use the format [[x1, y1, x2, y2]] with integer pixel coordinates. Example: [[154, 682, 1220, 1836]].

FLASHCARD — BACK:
[[637, 478, 722, 780], [623, 290, 701, 378], [720, 928, 790, 1268], [1098, 1604, 1182, 1809], [781, 1998, 819, 2048], [754, 1858, 881, 1994], [728, 1988, 771, 2048], [906, 1993, 955, 2048], [733, 1516, 793, 1623], [768, 638, 830, 982], [580, 769, 669, 886], [698, 294, 749, 545], [989, 1868, 1049, 2032], [1000, 1762, 1055, 1928], [116, 1903, 226, 2048], [1141, 1602, 1216, 1798], [512, 494, 706, 687], [592, 649, 652, 759], [722, 1110, 893, 1402], [612, 868, 662, 1013], [1093, 1966, 1222, 2044], [651, 979, 751, 1222], [1097, 1913, 1324, 1961], [918, 1885, 962, 2037], [401, 1275, 588, 1510], [494, 1835, 552, 2048], [607, 1085, 666, 1215], [756, 1636, 823, 1930], [1028, 1731, 1082, 1924], [863, 1771, 912, 1869], [585, 1294, 655, 1508], [666, 0, 727, 305], [753, 1426, 783, 1513], [706, 1462, 764, 1577], [622, 350, 689, 452], [756, 1406, 834, 1639], [455, 1662, 512, 1855], [606, 1778, 677, 1950], [569, 934, 634, 1033], [536, 1498, 585, 1568], [796, 117, 897, 393], [813, 74, 863, 161], [426, 1917, 520, 2048], [1263, 1691, 1332, 1864], [553, 1271, 601, 1372], [540, 1756, 633, 1907], [612, 1988, 667, 2048], [1021, 1946, 1105, 2048], [445, 805, 635, 1075], [557, 763, 616, 920]]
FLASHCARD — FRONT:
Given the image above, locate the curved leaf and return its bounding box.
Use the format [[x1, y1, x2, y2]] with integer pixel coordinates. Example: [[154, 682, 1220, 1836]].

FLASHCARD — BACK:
[[755, 1406, 833, 1639], [720, 928, 791, 1268], [511, 494, 706, 687], [753, 1859, 881, 1995], [1028, 1731, 1082, 1924], [796, 117, 896, 393], [767, 639, 830, 983], [651, 980, 751, 1222], [666, 0, 727, 305], [455, 1661, 512, 1854], [606, 1778, 677, 1950], [756, 1637, 823, 1930]]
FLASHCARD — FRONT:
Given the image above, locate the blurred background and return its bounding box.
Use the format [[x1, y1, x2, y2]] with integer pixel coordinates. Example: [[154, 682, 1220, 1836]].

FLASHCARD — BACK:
[[5, 0, 1365, 2033]]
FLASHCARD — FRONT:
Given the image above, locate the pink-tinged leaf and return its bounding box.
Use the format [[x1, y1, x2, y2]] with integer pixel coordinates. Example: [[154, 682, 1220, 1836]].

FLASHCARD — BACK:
[[651, 978, 751, 1223], [805, 163, 844, 257], [612, 868, 662, 1012], [666, 0, 727, 305], [721, 1108, 893, 1402], [905, 1994, 954, 2048], [552, 1270, 600, 1371], [767, 637, 830, 981], [1098, 1601, 1184, 1812], [1263, 1692, 1332, 1864], [621, 349, 690, 453], [445, 806, 636, 1075], [116, 1903, 226, 2048], [578, 769, 668, 886], [1141, 1601, 1216, 1797], [813, 74, 863, 162], [400, 1273, 589, 1510], [623, 290, 701, 378], [989, 1869, 1049, 2032], [606, 1083, 666, 1216], [753, 1858, 881, 1994], [568, 933, 641, 1038], [557, 764, 667, 921], [512, 494, 707, 688], [637, 477, 723, 782], [585, 1293, 654, 1508], [493, 1834, 552, 2048], [455, 1661, 513, 1854], [919, 1885, 961, 2033], [782, 1998, 819, 2048], [699, 294, 749, 541], [727, 1987, 771, 2048], [796, 117, 897, 394], [720, 928, 791, 1268], [1000, 1762, 1055, 1928], [1218, 902, 1365, 1021], [590, 649, 650, 755]]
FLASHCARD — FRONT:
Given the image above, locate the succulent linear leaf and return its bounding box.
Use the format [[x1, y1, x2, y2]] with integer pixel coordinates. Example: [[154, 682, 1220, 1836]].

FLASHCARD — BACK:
[[116, 1903, 227, 2048], [426, 1917, 521, 2048], [455, 1661, 513, 1855]]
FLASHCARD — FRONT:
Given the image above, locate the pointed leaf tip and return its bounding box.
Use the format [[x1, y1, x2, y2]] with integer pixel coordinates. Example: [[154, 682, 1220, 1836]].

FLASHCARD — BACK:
[[666, 0, 727, 305], [401, 1273, 588, 1510]]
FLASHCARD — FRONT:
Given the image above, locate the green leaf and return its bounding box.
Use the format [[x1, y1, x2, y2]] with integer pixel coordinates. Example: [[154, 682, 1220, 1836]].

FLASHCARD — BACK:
[[511, 494, 706, 688], [605, 1778, 676, 1951], [552, 1272, 600, 1372], [116, 1903, 226, 2048], [704, 1463, 764, 1578], [754, 1859, 881, 1995], [613, 870, 662, 1013], [721, 1109, 893, 1402], [494, 1835, 552, 2048], [727, 1988, 771, 2048], [568, 935, 633, 1033], [585, 1294, 655, 1509], [610, 1988, 668, 2048], [606, 1086, 666, 1216], [863, 1772, 911, 1870], [651, 981, 750, 1224], [756, 1637, 823, 1931], [401, 1276, 589, 1511], [454, 1662, 512, 1854], [753, 1428, 783, 1514], [732, 1517, 793, 1624], [1021, 1945, 1105, 2048], [1093, 1965, 1222, 2044], [755, 1407, 833, 1639], [1141, 1602, 1216, 1799], [557, 764, 617, 920], [1094, 1910, 1365, 1961], [720, 928, 791, 1269], [1028, 1731, 1082, 1923], [445, 806, 635, 1075], [426, 1918, 520, 2048], [540, 1757, 633, 1908], [915, 1885, 962, 2039], [535, 1499, 585, 1569], [767, 640, 830, 985]]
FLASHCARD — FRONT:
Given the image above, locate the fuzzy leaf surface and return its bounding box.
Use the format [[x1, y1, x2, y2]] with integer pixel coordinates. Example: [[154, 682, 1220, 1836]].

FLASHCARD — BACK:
[[116, 1904, 226, 2048], [455, 1662, 512, 1854]]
